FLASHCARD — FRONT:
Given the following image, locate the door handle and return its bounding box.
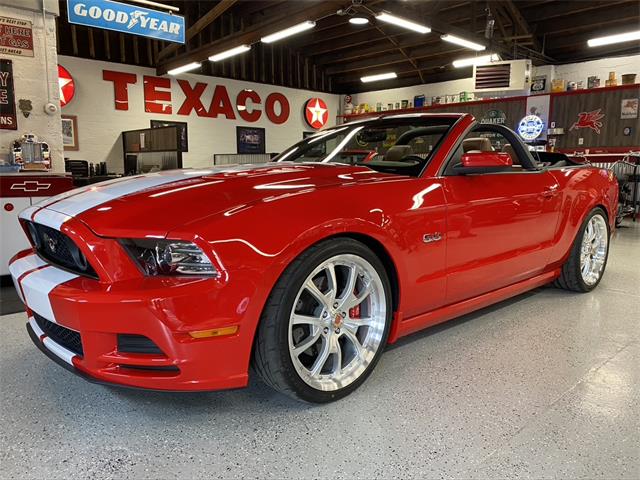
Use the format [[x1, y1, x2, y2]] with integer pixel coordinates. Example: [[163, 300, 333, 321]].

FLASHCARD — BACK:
[[541, 186, 559, 198]]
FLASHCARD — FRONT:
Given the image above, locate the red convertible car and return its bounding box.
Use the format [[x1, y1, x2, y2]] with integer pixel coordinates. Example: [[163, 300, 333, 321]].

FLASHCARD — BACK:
[[10, 113, 617, 403]]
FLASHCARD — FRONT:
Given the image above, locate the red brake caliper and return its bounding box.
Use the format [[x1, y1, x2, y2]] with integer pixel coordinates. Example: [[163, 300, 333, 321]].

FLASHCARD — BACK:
[[349, 304, 361, 319]]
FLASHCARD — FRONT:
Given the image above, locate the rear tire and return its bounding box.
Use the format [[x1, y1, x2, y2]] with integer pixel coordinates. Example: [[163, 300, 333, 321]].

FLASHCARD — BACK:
[[253, 238, 392, 403], [554, 207, 610, 292]]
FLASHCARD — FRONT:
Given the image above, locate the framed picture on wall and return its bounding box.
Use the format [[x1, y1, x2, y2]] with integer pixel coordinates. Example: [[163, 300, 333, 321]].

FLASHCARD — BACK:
[[237, 126, 266, 154], [150, 120, 188, 151], [61, 115, 79, 151]]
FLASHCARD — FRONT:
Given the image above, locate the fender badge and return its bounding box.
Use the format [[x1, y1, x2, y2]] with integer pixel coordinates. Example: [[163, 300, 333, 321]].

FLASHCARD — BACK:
[[423, 233, 442, 244]]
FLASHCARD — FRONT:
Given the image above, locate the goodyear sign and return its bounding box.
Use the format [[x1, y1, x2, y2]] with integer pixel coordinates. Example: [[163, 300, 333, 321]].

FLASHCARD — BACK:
[[67, 0, 185, 44]]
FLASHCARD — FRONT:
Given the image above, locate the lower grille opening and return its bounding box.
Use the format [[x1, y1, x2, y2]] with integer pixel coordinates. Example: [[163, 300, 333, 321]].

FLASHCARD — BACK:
[[119, 365, 179, 373], [117, 334, 164, 355], [34, 313, 83, 356]]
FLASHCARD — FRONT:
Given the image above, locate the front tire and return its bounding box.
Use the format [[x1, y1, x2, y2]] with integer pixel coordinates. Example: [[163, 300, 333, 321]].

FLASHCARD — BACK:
[[253, 238, 392, 403], [555, 207, 610, 292]]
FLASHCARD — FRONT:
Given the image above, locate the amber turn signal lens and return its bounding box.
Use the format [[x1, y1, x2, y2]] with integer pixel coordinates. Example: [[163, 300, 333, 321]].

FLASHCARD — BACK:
[[188, 326, 239, 339]]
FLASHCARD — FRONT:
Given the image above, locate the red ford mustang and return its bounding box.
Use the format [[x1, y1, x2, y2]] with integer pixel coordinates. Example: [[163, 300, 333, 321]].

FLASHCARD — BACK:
[[10, 113, 618, 402]]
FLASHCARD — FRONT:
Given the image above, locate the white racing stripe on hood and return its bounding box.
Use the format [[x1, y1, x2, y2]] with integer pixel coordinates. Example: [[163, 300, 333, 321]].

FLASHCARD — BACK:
[[18, 205, 40, 222], [32, 209, 72, 230], [41, 166, 270, 218]]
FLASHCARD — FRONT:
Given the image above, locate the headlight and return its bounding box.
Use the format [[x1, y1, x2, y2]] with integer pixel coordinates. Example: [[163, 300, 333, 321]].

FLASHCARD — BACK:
[[121, 239, 218, 276]]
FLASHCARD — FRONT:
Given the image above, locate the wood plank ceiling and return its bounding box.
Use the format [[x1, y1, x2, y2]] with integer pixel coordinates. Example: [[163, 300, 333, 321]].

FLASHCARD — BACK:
[[56, 0, 640, 94]]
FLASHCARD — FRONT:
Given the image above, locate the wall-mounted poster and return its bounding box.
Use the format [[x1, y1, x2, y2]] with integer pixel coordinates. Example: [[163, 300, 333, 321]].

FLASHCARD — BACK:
[[61, 115, 79, 150], [525, 94, 550, 140], [150, 120, 188, 151], [621, 98, 638, 119], [0, 16, 34, 57], [237, 126, 265, 154], [0, 59, 17, 130]]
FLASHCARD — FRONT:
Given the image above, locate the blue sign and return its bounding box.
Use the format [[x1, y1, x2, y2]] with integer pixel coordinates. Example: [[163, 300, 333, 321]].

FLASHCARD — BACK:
[[517, 114, 544, 141], [67, 0, 185, 44]]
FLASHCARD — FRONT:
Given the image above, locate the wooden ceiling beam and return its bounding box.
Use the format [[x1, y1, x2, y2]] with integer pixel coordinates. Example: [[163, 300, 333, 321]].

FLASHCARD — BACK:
[[297, 2, 494, 49], [534, 3, 640, 36], [313, 37, 440, 65], [157, 1, 349, 75], [498, 0, 545, 58], [326, 44, 467, 76], [333, 66, 471, 94], [372, 24, 425, 83], [158, 0, 238, 60], [330, 52, 471, 83], [524, 0, 631, 23]]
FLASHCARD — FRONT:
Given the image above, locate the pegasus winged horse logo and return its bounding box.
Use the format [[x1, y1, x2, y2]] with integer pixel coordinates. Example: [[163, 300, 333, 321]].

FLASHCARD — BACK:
[[569, 109, 605, 134]]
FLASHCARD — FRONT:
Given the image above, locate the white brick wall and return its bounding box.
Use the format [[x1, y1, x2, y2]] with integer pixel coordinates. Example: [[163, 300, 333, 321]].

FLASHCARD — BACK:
[[0, 4, 63, 172]]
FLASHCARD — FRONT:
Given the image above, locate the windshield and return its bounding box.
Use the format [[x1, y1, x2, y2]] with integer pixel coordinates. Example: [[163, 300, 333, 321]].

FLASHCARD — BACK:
[[274, 117, 457, 176]]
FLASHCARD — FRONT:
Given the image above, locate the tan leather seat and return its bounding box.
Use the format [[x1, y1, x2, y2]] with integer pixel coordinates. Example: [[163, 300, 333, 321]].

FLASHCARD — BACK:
[[462, 137, 493, 153], [384, 145, 413, 162], [502, 144, 520, 165]]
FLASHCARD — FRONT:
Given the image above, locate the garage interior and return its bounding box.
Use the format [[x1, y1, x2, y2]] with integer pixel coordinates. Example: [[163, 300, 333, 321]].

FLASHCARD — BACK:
[[1, 0, 639, 478]]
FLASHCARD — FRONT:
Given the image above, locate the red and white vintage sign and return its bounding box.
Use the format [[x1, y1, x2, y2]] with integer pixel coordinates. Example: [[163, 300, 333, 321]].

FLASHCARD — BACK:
[[0, 16, 34, 57], [102, 69, 291, 124], [0, 59, 17, 130], [58, 65, 76, 107], [304, 98, 329, 129], [569, 109, 605, 134]]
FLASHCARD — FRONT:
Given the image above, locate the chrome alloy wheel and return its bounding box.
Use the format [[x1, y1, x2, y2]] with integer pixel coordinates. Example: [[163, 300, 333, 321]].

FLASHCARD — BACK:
[[288, 254, 387, 392], [580, 214, 608, 286]]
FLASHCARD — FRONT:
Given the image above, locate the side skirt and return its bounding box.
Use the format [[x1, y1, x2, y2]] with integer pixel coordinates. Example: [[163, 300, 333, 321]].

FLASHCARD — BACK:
[[391, 269, 560, 341]]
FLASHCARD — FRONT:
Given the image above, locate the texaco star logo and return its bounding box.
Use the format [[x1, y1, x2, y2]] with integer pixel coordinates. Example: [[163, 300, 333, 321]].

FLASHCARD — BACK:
[[304, 98, 329, 129], [58, 65, 75, 108]]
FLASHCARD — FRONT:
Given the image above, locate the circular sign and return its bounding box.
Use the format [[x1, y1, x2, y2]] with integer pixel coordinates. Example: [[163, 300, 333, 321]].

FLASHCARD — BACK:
[[517, 114, 544, 141], [58, 65, 75, 107], [304, 98, 329, 129]]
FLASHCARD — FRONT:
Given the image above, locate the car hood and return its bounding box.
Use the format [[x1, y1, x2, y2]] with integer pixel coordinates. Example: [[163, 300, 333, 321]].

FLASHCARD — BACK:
[[39, 163, 392, 238]]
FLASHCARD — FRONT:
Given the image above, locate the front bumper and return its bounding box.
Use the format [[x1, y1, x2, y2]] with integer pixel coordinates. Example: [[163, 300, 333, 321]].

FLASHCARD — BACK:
[[10, 250, 252, 391]]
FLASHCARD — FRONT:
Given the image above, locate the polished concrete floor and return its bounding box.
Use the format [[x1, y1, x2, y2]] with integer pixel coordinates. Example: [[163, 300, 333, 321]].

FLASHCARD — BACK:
[[1, 221, 638, 479]]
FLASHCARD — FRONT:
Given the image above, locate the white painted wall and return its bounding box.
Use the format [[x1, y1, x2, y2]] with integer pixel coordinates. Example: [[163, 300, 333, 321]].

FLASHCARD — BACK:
[[58, 56, 339, 173], [348, 54, 640, 110], [0, 3, 63, 172], [552, 54, 640, 85]]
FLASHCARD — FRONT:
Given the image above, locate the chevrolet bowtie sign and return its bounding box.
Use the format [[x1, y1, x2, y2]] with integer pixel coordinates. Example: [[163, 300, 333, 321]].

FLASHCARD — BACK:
[[67, 0, 185, 44]]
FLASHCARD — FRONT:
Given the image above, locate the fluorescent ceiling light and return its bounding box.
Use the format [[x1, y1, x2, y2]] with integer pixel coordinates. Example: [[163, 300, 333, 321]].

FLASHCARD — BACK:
[[441, 34, 486, 51], [349, 17, 369, 25], [261, 21, 316, 43], [452, 53, 499, 68], [128, 0, 180, 12], [361, 72, 398, 83], [587, 30, 640, 47], [209, 45, 251, 62], [376, 12, 430, 34], [167, 62, 201, 75]]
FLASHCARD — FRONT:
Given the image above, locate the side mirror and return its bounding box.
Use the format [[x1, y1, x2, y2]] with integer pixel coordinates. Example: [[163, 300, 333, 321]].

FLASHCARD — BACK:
[[455, 152, 513, 174]]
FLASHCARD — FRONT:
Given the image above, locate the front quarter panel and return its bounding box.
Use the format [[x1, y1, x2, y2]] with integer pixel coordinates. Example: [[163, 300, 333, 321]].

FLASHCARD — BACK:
[[168, 176, 449, 372]]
